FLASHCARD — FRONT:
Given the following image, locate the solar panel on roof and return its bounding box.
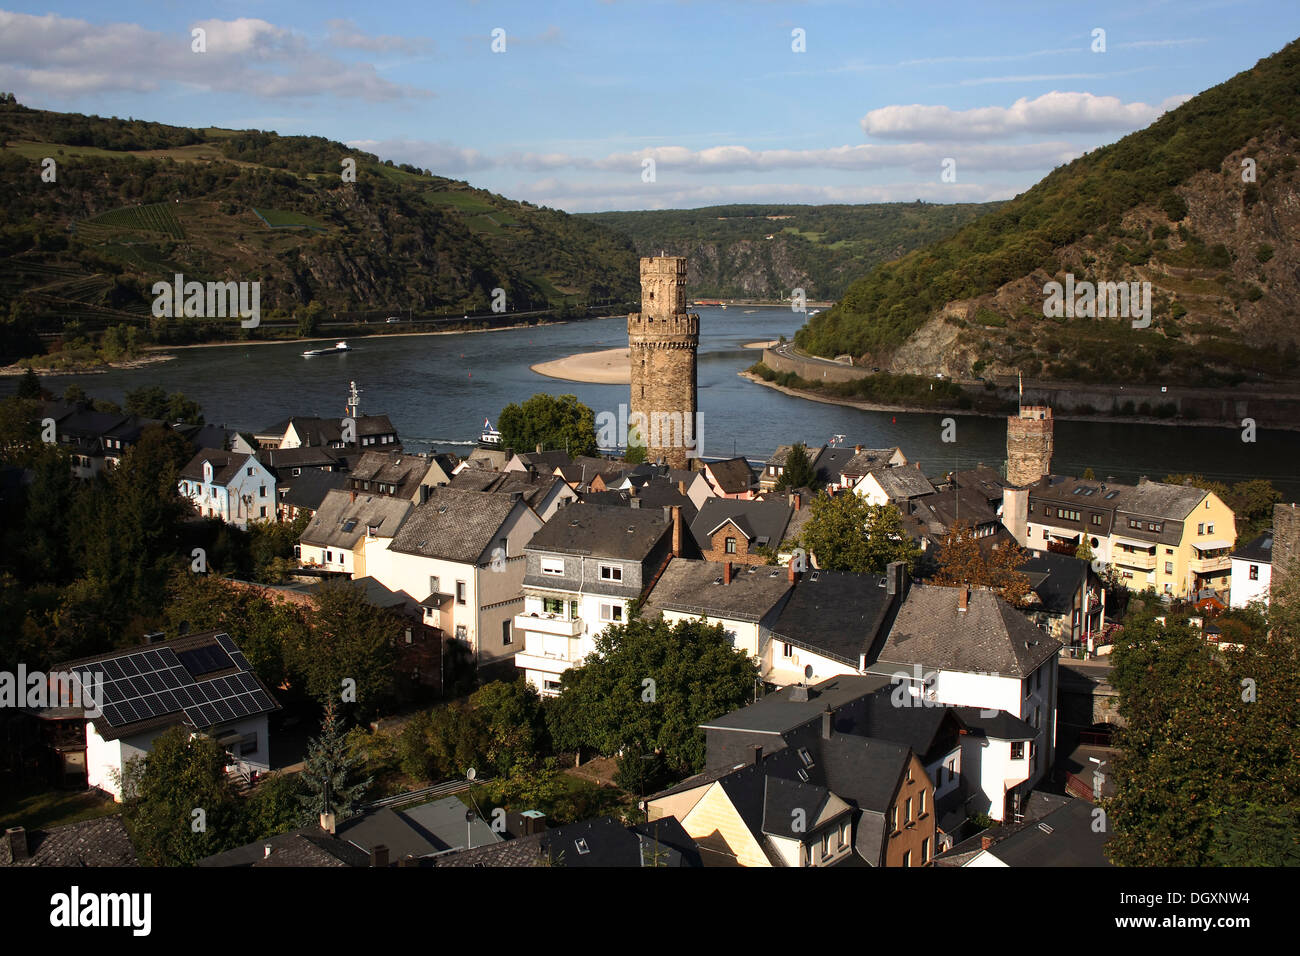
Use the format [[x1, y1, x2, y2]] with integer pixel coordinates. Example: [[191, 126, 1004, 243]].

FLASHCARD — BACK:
[[101, 659, 123, 680], [208, 677, 234, 698], [101, 704, 123, 726], [226, 696, 250, 719], [158, 647, 182, 668], [134, 697, 157, 719], [156, 690, 181, 714], [101, 681, 125, 705], [178, 644, 235, 676], [234, 673, 260, 693], [211, 699, 237, 722], [144, 672, 166, 693], [159, 669, 180, 690], [117, 699, 141, 723], [214, 633, 237, 653], [142, 650, 166, 670], [118, 657, 140, 676], [251, 691, 275, 711]]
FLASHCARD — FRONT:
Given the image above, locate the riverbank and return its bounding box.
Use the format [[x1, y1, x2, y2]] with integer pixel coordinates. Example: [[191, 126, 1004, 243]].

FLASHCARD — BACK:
[[531, 347, 630, 384], [743, 340, 779, 349], [739, 371, 1269, 431], [0, 353, 176, 377], [144, 319, 573, 353]]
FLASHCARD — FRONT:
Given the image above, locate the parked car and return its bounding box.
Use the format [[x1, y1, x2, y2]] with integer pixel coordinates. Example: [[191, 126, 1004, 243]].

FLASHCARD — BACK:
[[385, 316, 401, 324]]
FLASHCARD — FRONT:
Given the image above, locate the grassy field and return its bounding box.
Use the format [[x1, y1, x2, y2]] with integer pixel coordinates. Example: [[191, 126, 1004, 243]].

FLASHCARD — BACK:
[[0, 779, 121, 832], [82, 202, 186, 239], [424, 189, 498, 214], [252, 207, 327, 230]]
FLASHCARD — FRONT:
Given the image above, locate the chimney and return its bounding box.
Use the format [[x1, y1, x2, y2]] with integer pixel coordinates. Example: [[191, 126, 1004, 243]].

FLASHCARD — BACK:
[[723, 561, 732, 585], [855, 445, 862, 454], [371, 844, 390, 868], [630, 497, 641, 509], [958, 588, 969, 613], [788, 561, 799, 584], [350, 490, 357, 503], [886, 560, 908, 599], [793, 492, 801, 511], [5, 827, 27, 863], [536, 443, 543, 454], [320, 811, 336, 835], [751, 744, 763, 766], [677, 480, 686, 496], [420, 485, 431, 504], [981, 835, 995, 850], [821, 708, 833, 740], [263, 842, 273, 859], [671, 505, 683, 557]]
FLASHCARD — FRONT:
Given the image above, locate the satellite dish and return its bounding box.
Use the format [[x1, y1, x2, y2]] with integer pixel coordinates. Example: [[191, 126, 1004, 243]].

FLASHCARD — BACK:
[[466, 768, 477, 781], [803, 664, 813, 681]]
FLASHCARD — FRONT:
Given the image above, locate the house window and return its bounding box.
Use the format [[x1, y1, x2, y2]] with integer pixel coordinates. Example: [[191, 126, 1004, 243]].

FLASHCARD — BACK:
[[599, 603, 624, 623], [725, 537, 737, 554], [822, 831, 831, 857], [455, 625, 467, 640], [1042, 529, 1049, 540], [890, 805, 899, 833], [404, 628, 413, 645], [541, 558, 564, 576], [839, 821, 850, 848], [782, 643, 794, 659], [247, 467, 254, 476], [543, 597, 566, 616], [1166, 548, 1174, 555], [259, 485, 266, 498], [902, 849, 912, 868], [919, 789, 927, 817], [905, 797, 913, 824], [259, 506, 267, 518], [429, 575, 440, 595], [1165, 561, 1173, 574], [945, 758, 956, 784], [1207, 523, 1215, 535], [921, 838, 930, 865], [599, 564, 622, 582], [325, 550, 333, 563], [497, 538, 508, 560], [1250, 565, 1259, 580], [456, 581, 467, 605], [502, 620, 512, 646], [1044, 507, 1053, 517], [1198, 522, 1204, 534], [1011, 741, 1025, 760], [1129, 519, 1141, 529], [1091, 514, 1101, 526]]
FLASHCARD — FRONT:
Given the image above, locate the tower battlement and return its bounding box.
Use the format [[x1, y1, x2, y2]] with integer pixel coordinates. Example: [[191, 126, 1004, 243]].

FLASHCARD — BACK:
[[1007, 405, 1053, 486]]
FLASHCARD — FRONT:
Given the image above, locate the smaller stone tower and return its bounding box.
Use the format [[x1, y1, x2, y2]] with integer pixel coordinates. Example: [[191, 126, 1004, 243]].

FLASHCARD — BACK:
[[1272, 502, 1300, 583], [1007, 405, 1053, 486]]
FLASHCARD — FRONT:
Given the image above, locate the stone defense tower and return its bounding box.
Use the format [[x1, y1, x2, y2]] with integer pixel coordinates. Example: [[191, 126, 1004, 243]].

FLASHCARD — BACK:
[[1006, 405, 1054, 486], [628, 256, 699, 469]]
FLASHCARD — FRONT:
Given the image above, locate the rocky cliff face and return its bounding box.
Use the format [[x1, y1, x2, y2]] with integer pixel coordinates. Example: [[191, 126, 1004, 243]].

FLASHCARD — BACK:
[[888, 130, 1300, 383]]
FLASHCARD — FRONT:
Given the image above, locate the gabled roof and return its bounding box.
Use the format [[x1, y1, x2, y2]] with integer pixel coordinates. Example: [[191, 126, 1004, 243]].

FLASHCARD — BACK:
[[389, 487, 523, 563], [556, 455, 624, 485], [349, 450, 432, 495], [261, 445, 344, 472], [300, 490, 413, 551], [1019, 552, 1090, 615], [198, 826, 371, 868], [769, 570, 898, 666], [863, 464, 935, 500], [179, 448, 261, 484], [59, 630, 279, 743], [537, 815, 701, 867], [813, 446, 856, 485], [690, 498, 792, 551], [908, 487, 1000, 532], [643, 558, 792, 623], [876, 584, 1060, 677], [706, 457, 756, 494], [761, 775, 838, 839], [974, 797, 1112, 866], [526, 502, 670, 561], [702, 675, 894, 735], [949, 466, 1010, 503], [514, 450, 573, 473], [842, 448, 905, 477]]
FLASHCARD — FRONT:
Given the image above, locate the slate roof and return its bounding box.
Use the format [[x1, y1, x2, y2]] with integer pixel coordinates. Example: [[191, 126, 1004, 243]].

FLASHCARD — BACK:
[[261, 446, 344, 472], [865, 464, 935, 500], [1232, 532, 1273, 563], [432, 833, 546, 867], [950, 466, 1010, 505], [389, 487, 522, 563], [300, 489, 413, 551], [536, 815, 701, 867], [813, 446, 856, 486], [766, 444, 824, 470], [761, 775, 837, 839], [1019, 552, 1089, 616], [907, 487, 1000, 533], [198, 826, 371, 867], [526, 502, 670, 560], [582, 478, 698, 524], [875, 584, 1060, 677], [1, 816, 138, 867], [642, 558, 792, 623], [278, 468, 349, 511], [950, 707, 1036, 741], [284, 414, 397, 445], [451, 470, 568, 511], [702, 675, 894, 735], [842, 448, 905, 478], [975, 797, 1111, 866], [769, 570, 899, 666], [513, 450, 573, 474], [179, 448, 259, 484], [706, 457, 757, 494], [348, 450, 428, 490], [690, 498, 793, 551], [557, 455, 624, 485]]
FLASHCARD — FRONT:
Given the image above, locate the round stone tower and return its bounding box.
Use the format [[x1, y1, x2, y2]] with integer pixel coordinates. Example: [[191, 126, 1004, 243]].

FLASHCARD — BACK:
[[1006, 405, 1054, 486], [628, 256, 699, 469]]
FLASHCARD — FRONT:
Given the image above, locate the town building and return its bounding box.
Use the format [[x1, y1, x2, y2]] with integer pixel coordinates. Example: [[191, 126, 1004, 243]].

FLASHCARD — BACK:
[[628, 256, 700, 470], [297, 489, 412, 576], [178, 448, 278, 529], [1229, 532, 1273, 607]]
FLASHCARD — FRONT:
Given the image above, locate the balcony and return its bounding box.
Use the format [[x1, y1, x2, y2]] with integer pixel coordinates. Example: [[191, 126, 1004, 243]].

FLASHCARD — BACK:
[[515, 612, 583, 637], [1113, 549, 1156, 571], [513, 650, 579, 676], [1189, 554, 1230, 574]]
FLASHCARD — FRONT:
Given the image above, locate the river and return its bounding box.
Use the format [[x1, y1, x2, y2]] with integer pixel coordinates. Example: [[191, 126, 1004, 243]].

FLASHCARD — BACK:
[[17, 307, 1300, 498]]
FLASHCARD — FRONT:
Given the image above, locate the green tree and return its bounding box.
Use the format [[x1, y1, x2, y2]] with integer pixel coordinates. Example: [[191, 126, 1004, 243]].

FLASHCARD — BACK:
[[124, 385, 203, 425], [296, 301, 324, 338], [1075, 536, 1095, 563], [289, 578, 400, 719], [1081, 467, 1096, 480], [546, 616, 758, 782], [15, 368, 42, 400], [932, 520, 1031, 605], [470, 678, 550, 776], [799, 493, 922, 574], [498, 393, 598, 457], [120, 725, 242, 866], [299, 699, 373, 820], [774, 442, 817, 491]]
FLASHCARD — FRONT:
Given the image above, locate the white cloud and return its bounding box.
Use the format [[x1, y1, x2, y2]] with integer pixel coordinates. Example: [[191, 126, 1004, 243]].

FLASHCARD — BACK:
[[0, 11, 431, 102], [325, 19, 432, 54], [348, 138, 493, 174], [860, 91, 1189, 140]]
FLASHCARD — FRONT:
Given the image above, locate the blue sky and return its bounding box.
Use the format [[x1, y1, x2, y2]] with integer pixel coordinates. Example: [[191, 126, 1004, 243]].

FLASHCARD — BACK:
[[2, 1, 1297, 211]]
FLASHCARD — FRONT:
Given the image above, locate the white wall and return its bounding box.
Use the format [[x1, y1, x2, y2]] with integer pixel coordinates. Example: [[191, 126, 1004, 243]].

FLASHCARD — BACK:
[[1230, 557, 1270, 608], [763, 640, 856, 686], [660, 610, 761, 659]]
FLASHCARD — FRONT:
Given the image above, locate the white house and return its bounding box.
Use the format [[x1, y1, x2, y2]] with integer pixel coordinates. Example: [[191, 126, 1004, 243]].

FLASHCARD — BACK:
[[179, 448, 278, 530], [870, 584, 1061, 822], [63, 630, 278, 801], [642, 558, 793, 663], [852, 464, 935, 508], [297, 489, 413, 577], [368, 487, 543, 676], [514, 503, 681, 696], [1229, 532, 1273, 608]]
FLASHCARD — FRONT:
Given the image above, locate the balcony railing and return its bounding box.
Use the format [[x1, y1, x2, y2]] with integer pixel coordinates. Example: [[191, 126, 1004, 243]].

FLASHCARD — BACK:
[[515, 612, 583, 637], [1189, 555, 1230, 574], [1113, 550, 1157, 571]]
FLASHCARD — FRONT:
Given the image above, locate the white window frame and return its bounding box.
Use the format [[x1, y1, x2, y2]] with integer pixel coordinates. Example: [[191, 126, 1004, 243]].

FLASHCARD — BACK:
[[541, 557, 564, 576], [599, 602, 624, 623], [598, 564, 623, 582]]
